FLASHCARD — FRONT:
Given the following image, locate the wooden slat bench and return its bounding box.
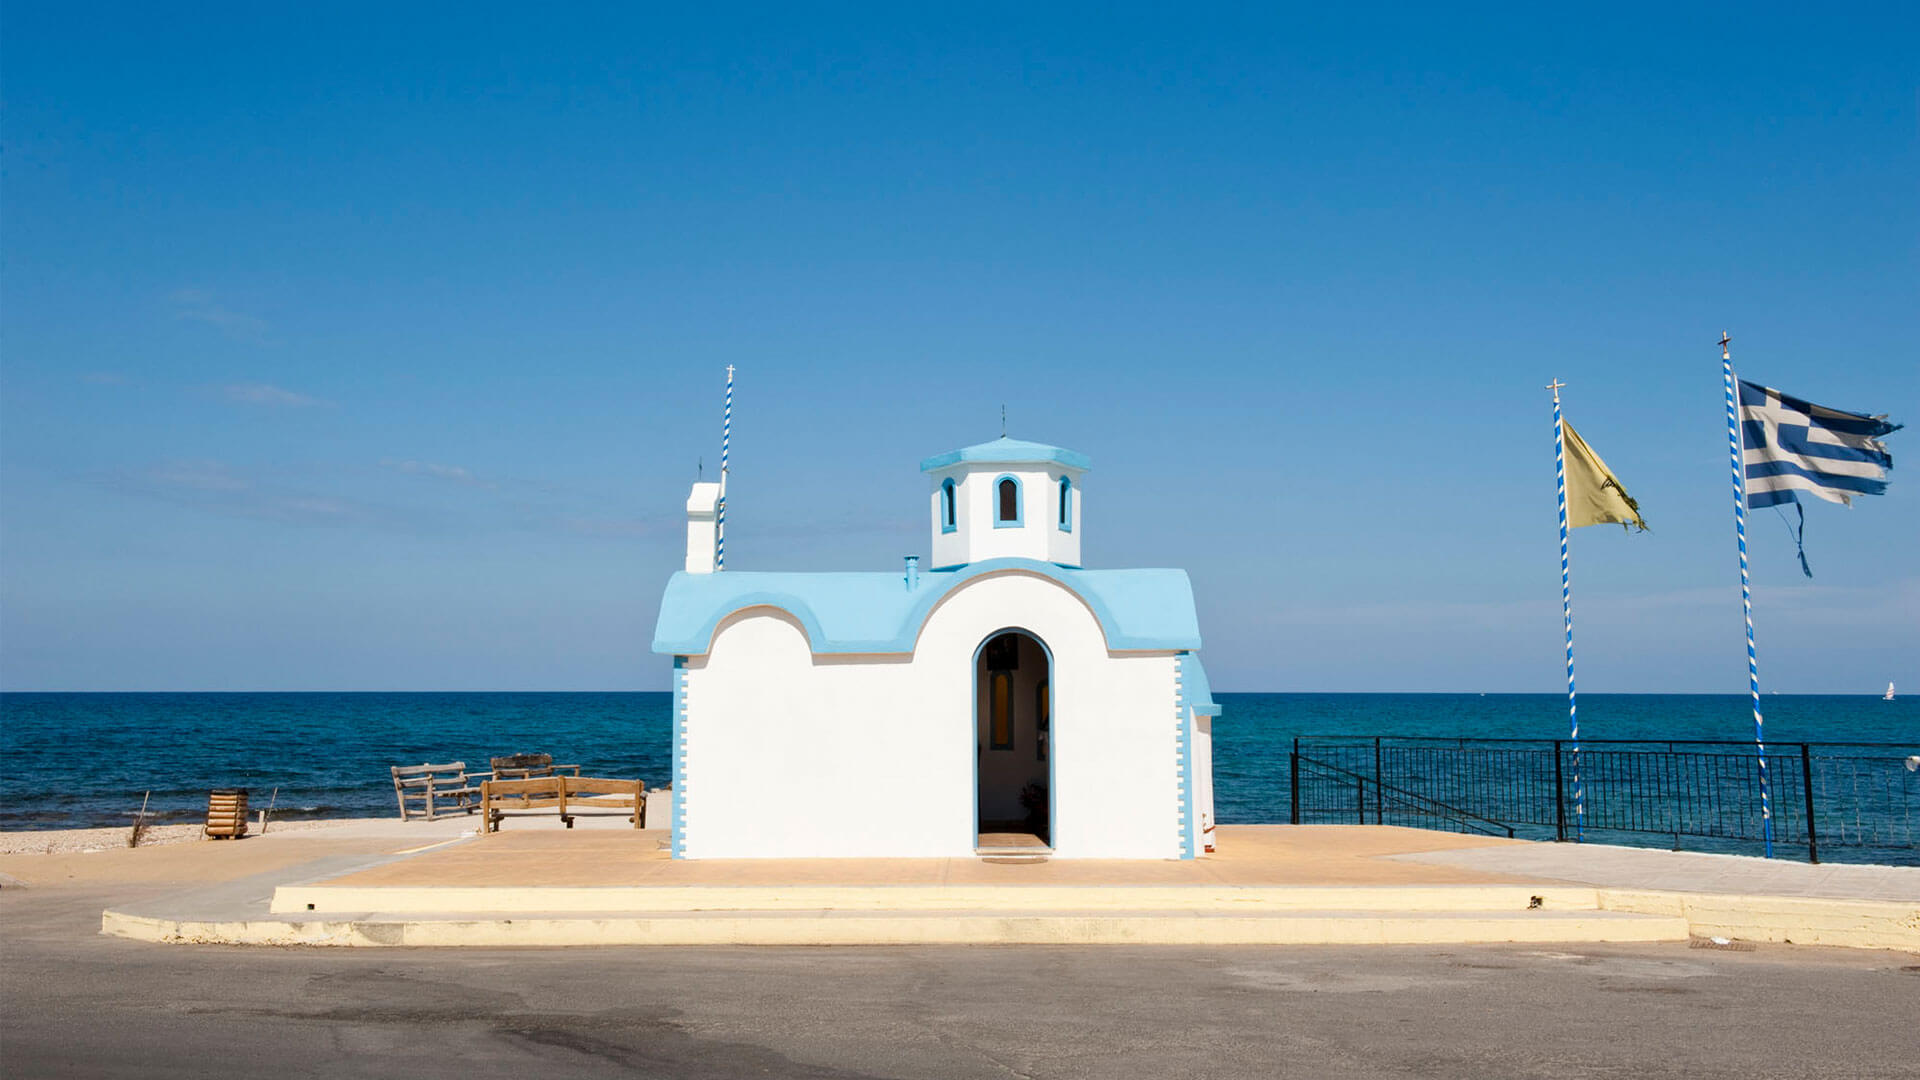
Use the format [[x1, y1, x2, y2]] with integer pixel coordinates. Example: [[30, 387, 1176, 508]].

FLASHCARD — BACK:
[[488, 753, 582, 782], [481, 776, 646, 833], [391, 762, 484, 821]]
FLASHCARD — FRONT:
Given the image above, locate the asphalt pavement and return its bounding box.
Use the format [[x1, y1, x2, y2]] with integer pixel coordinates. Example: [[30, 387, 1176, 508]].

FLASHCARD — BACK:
[[3, 885, 1917, 1079]]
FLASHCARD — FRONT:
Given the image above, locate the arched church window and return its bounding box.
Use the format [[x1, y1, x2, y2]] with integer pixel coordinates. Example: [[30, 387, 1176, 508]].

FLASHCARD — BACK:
[[994, 475, 1022, 527], [986, 632, 1019, 750], [941, 478, 957, 533], [1058, 477, 1072, 531], [989, 671, 1014, 750]]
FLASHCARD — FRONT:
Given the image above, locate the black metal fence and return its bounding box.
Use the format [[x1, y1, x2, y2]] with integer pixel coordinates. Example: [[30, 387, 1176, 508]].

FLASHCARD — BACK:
[[1288, 736, 1920, 865]]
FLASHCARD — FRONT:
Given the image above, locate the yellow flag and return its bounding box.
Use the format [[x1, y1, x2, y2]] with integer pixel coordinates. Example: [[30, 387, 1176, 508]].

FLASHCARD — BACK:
[[1563, 421, 1647, 531]]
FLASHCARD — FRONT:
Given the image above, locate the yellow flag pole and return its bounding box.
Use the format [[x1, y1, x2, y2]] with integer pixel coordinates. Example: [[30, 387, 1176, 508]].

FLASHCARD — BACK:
[[1549, 379, 1584, 841]]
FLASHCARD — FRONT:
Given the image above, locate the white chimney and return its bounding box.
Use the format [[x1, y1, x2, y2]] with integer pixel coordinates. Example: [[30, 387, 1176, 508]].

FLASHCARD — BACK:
[[685, 481, 721, 573]]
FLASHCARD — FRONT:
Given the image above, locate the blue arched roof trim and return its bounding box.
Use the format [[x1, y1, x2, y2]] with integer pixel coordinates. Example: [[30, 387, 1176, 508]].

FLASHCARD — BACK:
[[652, 557, 1201, 657]]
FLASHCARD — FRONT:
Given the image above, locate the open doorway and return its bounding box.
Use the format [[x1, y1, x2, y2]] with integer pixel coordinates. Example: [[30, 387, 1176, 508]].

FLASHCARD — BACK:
[[975, 629, 1051, 852]]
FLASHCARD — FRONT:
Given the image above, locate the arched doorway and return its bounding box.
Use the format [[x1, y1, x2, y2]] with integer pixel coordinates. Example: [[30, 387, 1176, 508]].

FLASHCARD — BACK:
[[974, 629, 1052, 852]]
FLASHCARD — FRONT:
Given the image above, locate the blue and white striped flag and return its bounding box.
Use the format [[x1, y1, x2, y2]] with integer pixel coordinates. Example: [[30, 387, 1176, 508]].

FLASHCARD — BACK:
[[1738, 379, 1901, 575], [1739, 380, 1900, 507]]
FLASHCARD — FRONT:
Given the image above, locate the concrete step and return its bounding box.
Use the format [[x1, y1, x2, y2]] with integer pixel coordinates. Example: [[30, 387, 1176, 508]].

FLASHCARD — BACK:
[[104, 906, 1693, 948], [270, 883, 1603, 916]]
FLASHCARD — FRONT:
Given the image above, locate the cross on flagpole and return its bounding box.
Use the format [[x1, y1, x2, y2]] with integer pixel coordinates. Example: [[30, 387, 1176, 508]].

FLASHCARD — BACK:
[[1546, 377, 1584, 840], [1721, 331, 1774, 857]]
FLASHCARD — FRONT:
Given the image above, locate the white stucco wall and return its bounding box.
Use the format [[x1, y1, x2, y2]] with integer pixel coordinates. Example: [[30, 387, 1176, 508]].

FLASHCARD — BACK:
[[926, 467, 1082, 569], [928, 476, 970, 570], [684, 482, 720, 573], [678, 571, 1183, 859], [1045, 478, 1082, 567]]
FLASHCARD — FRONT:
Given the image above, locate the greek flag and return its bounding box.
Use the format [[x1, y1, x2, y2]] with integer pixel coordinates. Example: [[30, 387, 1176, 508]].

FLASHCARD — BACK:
[[1739, 380, 1901, 507], [1739, 380, 1901, 576]]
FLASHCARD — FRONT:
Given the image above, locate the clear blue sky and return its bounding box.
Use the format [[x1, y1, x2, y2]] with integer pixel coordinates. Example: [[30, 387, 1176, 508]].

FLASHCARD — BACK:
[[3, 3, 1914, 692]]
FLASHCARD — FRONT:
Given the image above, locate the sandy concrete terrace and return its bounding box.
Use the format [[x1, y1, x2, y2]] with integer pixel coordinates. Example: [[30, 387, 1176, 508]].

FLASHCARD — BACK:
[[317, 825, 1537, 888], [0, 816, 480, 888], [18, 818, 1907, 949]]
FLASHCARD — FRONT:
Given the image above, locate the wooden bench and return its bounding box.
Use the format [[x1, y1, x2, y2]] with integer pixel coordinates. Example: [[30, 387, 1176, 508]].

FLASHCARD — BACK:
[[489, 752, 582, 781], [480, 776, 646, 833], [391, 762, 484, 821]]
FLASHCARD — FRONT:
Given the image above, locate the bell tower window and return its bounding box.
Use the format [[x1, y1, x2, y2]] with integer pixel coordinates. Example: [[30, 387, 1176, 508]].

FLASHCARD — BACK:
[[1058, 477, 1072, 531], [993, 475, 1023, 528], [940, 478, 957, 533]]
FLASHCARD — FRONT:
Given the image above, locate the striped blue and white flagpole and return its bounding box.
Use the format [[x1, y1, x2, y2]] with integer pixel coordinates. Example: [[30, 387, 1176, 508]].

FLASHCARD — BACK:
[[1549, 380, 1584, 840], [1722, 333, 1773, 857], [717, 364, 732, 571]]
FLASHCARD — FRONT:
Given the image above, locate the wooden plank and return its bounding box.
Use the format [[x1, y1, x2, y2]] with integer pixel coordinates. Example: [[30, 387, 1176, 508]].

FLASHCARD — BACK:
[[483, 777, 565, 795], [391, 762, 466, 777], [397, 780, 478, 795], [562, 777, 641, 797]]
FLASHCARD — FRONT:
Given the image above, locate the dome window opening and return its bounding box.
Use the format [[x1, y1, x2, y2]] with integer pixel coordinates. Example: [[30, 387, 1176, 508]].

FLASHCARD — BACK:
[[994, 475, 1023, 528]]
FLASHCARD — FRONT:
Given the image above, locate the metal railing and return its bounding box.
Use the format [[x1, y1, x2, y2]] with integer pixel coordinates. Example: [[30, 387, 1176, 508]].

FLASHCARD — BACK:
[[1291, 755, 1516, 838], [1288, 736, 1920, 865]]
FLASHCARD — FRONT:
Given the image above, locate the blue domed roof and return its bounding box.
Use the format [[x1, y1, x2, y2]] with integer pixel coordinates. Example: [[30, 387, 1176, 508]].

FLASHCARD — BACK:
[[919, 437, 1091, 474]]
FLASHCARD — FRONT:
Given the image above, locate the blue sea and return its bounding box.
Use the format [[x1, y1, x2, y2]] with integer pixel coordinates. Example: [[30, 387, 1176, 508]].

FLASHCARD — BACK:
[[2, 692, 1912, 838]]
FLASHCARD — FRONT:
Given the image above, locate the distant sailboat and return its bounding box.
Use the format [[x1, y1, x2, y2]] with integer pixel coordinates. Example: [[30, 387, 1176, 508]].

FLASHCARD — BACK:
[[1886, 682, 1897, 702]]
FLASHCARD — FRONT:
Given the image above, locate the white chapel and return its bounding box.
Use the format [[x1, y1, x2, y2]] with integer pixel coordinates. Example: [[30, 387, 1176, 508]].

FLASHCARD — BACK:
[[651, 436, 1220, 859]]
